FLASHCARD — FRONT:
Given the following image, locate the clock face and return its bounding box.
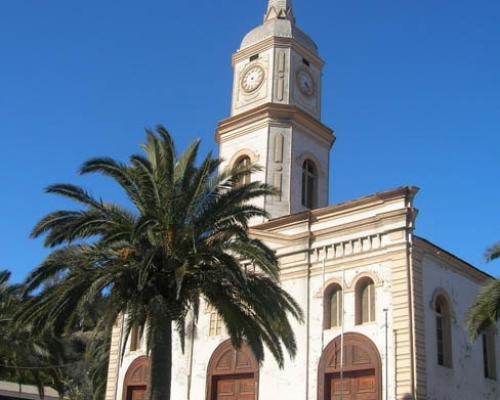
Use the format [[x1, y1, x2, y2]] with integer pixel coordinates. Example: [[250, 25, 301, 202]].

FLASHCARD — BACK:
[[297, 69, 315, 97], [241, 65, 265, 93]]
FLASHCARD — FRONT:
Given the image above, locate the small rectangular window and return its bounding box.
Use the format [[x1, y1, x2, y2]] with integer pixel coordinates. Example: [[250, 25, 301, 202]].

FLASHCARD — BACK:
[[250, 54, 259, 62], [302, 58, 310, 66], [436, 316, 444, 365], [330, 290, 342, 328], [130, 324, 141, 352], [483, 331, 497, 380], [209, 312, 223, 336]]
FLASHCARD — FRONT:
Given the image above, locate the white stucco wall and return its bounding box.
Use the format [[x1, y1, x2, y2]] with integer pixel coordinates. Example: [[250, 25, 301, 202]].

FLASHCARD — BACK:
[[218, 126, 269, 224], [289, 49, 322, 119], [307, 262, 396, 399], [290, 127, 330, 214], [164, 259, 396, 400], [422, 256, 500, 400]]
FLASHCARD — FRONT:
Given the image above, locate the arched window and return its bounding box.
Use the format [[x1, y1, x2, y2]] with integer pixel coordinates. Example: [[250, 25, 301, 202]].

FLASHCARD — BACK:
[[435, 294, 453, 368], [302, 160, 317, 209], [323, 284, 342, 329], [234, 155, 251, 186], [355, 277, 375, 325]]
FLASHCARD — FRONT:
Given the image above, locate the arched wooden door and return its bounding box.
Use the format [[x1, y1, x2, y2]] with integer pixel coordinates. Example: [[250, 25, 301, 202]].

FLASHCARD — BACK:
[[123, 356, 150, 400], [206, 341, 259, 400], [318, 333, 382, 400]]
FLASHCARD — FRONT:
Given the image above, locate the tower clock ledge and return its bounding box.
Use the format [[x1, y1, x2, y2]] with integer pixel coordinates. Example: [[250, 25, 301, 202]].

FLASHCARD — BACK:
[[215, 102, 335, 147]]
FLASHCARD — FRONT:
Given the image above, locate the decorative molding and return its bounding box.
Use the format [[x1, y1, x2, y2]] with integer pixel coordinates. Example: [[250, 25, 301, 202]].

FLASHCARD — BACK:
[[351, 271, 383, 289], [233, 36, 324, 69], [311, 234, 384, 263], [410, 244, 428, 400], [414, 236, 490, 283], [296, 151, 327, 177], [276, 51, 286, 101], [429, 288, 455, 316], [315, 278, 345, 298], [227, 149, 259, 167], [274, 133, 284, 163], [280, 248, 408, 282], [253, 186, 419, 231], [217, 103, 334, 146]]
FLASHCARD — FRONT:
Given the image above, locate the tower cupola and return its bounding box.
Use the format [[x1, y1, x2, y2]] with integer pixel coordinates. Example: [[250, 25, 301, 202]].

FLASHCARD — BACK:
[[265, 0, 294, 22], [217, 0, 335, 221], [240, 0, 317, 55]]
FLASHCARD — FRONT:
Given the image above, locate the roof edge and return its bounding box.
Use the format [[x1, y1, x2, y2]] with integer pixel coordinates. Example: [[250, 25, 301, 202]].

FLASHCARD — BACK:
[[254, 186, 419, 230], [413, 236, 494, 281]]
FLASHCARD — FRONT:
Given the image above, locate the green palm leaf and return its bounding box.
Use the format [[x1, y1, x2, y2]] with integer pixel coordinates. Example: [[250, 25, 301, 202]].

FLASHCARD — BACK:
[[19, 127, 303, 400]]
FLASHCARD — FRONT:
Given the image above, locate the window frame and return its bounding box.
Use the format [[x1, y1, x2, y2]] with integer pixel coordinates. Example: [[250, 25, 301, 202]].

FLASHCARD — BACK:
[[323, 283, 343, 330], [434, 295, 453, 368], [355, 277, 376, 325], [301, 159, 317, 209], [129, 324, 142, 352], [234, 155, 252, 187], [483, 328, 497, 380], [209, 310, 224, 337]]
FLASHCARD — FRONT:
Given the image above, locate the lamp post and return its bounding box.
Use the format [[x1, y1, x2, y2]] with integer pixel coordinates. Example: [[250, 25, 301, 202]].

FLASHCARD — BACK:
[[383, 308, 389, 400]]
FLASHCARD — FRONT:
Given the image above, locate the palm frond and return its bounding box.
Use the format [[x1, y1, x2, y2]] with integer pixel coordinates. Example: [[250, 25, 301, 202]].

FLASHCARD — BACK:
[[466, 279, 500, 340], [485, 242, 500, 262]]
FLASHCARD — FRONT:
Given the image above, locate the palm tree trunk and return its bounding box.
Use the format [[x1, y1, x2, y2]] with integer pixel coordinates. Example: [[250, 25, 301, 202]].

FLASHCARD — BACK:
[[148, 308, 172, 400]]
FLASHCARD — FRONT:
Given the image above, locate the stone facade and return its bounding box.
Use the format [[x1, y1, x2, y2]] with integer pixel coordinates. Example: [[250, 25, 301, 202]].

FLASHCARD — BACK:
[[105, 1, 499, 399]]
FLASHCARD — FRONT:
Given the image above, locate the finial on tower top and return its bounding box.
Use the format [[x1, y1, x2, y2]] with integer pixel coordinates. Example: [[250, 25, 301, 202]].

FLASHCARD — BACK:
[[265, 0, 295, 23]]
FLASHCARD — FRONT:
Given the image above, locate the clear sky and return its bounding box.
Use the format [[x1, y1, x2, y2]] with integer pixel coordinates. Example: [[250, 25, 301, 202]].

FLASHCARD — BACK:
[[0, 0, 498, 283]]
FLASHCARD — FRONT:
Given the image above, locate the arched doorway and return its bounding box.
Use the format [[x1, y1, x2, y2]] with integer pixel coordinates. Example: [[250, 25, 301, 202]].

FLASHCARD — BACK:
[[318, 333, 382, 400], [123, 356, 150, 400], [206, 340, 259, 400]]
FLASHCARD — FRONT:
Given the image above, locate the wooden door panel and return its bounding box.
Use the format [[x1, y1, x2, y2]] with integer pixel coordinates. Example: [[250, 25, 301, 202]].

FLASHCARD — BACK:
[[330, 378, 352, 400], [216, 379, 236, 400], [353, 370, 377, 400], [127, 386, 147, 400], [357, 376, 376, 393], [329, 370, 377, 400], [238, 378, 256, 395], [216, 375, 256, 400]]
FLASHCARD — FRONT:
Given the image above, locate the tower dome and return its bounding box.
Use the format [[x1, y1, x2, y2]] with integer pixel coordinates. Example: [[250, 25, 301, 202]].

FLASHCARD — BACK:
[[240, 0, 318, 54]]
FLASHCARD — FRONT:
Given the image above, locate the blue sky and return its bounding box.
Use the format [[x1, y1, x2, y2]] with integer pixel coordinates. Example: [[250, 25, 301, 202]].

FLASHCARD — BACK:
[[0, 0, 498, 283]]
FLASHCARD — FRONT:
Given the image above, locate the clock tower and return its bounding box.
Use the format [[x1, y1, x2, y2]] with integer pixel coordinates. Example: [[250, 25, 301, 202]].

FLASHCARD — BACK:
[[216, 0, 335, 221]]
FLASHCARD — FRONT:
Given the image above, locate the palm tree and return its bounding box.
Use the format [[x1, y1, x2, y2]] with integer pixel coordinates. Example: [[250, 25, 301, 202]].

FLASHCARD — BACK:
[[466, 242, 500, 340], [0, 270, 67, 397], [18, 127, 303, 400], [485, 242, 500, 262], [1, 270, 109, 399]]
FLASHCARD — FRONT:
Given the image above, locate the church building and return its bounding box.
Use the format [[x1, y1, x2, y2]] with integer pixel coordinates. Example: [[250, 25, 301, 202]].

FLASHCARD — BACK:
[[104, 1, 499, 399]]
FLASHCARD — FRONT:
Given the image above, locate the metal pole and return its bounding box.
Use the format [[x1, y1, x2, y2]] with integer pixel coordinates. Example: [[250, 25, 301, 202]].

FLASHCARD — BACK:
[[384, 308, 389, 400], [113, 314, 125, 400], [187, 315, 196, 400], [321, 250, 326, 350], [340, 267, 345, 400]]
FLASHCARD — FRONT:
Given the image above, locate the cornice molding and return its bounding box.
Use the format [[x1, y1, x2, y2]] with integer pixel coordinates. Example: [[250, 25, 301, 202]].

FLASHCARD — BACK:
[[413, 236, 491, 283], [216, 103, 335, 146], [254, 186, 419, 231], [233, 36, 324, 68], [279, 247, 408, 281]]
